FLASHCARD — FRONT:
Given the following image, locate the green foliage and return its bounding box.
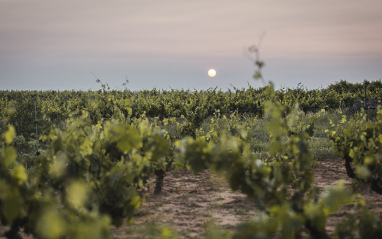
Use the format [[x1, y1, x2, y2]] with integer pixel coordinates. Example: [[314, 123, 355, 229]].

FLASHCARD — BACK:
[[327, 108, 382, 193], [0, 109, 174, 238], [1, 69, 382, 238], [2, 79, 382, 144], [41, 114, 172, 225], [334, 207, 382, 239], [204, 221, 233, 239], [176, 84, 371, 238], [1, 124, 112, 239]]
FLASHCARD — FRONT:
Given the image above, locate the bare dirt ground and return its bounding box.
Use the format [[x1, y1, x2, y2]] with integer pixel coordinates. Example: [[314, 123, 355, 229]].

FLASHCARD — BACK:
[[112, 169, 257, 239], [1, 158, 381, 238], [113, 159, 382, 238], [312, 159, 382, 235]]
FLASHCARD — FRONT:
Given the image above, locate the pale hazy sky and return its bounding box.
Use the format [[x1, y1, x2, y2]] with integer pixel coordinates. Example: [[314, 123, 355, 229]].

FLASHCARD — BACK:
[[1, 0, 381, 91]]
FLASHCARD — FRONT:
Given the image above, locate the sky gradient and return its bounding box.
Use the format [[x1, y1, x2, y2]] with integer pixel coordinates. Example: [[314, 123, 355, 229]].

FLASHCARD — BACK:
[[1, 0, 381, 91]]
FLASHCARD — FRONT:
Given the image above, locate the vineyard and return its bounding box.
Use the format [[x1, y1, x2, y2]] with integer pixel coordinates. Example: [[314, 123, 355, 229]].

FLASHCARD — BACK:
[[1, 80, 382, 238]]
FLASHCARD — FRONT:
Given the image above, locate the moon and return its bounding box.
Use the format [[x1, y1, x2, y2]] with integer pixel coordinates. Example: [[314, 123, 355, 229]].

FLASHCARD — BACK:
[[208, 69, 216, 77]]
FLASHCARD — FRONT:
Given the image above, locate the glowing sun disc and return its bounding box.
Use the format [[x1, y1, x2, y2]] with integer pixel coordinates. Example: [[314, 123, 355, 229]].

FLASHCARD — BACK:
[[208, 69, 216, 77]]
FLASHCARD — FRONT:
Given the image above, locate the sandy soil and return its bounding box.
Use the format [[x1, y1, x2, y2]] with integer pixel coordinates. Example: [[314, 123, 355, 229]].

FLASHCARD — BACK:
[[1, 159, 381, 238]]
